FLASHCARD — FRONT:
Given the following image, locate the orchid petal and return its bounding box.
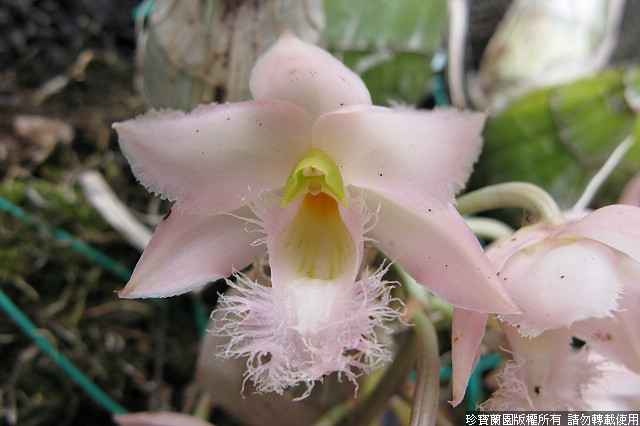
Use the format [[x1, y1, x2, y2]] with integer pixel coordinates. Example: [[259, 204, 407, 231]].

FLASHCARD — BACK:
[[481, 326, 596, 410], [250, 33, 371, 119], [113, 412, 214, 426], [450, 308, 488, 406], [366, 191, 518, 313], [313, 106, 485, 213], [498, 239, 622, 337], [572, 295, 640, 374], [119, 207, 265, 298], [572, 254, 640, 373], [583, 354, 640, 410], [113, 100, 313, 214], [619, 173, 640, 206], [487, 224, 556, 272], [561, 204, 640, 262]]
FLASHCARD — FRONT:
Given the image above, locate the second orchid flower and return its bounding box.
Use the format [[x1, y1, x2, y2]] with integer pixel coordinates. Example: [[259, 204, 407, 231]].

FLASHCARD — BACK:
[[113, 34, 518, 396]]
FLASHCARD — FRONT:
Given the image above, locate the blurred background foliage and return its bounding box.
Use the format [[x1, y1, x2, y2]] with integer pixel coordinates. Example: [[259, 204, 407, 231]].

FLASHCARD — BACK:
[[324, 0, 447, 106], [476, 66, 640, 209]]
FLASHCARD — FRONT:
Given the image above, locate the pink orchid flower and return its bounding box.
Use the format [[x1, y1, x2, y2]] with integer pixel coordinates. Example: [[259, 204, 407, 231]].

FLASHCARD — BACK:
[[583, 351, 640, 410], [479, 325, 598, 410], [114, 412, 214, 426], [113, 34, 517, 396], [480, 319, 640, 411], [452, 204, 640, 407]]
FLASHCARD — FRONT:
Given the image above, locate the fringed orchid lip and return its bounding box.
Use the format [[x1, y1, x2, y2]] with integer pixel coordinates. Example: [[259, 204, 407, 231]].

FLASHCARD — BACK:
[[212, 146, 398, 398]]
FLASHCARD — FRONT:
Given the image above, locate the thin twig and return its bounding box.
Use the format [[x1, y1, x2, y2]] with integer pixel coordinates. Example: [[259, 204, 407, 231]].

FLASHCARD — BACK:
[[447, 0, 469, 108], [78, 170, 153, 252], [32, 50, 97, 106], [149, 302, 168, 411], [408, 310, 440, 426], [571, 134, 635, 212]]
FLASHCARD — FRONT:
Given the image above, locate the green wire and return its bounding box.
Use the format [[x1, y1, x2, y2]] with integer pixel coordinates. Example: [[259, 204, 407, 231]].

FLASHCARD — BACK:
[[0, 196, 132, 282], [431, 74, 451, 107], [430, 51, 451, 107], [0, 285, 129, 414], [133, 0, 156, 21], [191, 293, 210, 336]]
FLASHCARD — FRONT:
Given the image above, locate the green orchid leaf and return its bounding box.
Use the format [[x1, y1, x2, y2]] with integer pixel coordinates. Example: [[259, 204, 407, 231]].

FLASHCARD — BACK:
[[473, 67, 640, 208], [324, 0, 447, 105]]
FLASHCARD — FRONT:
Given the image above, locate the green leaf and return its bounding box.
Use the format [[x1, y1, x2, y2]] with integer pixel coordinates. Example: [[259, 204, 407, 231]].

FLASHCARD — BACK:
[[324, 0, 447, 105], [473, 67, 640, 208]]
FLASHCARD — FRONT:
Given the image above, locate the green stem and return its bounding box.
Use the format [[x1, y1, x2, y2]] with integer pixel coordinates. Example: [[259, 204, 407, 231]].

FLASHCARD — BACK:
[[408, 310, 440, 426], [465, 216, 514, 242], [313, 330, 418, 426], [0, 286, 129, 414], [456, 182, 564, 225], [352, 331, 418, 426], [312, 401, 354, 426]]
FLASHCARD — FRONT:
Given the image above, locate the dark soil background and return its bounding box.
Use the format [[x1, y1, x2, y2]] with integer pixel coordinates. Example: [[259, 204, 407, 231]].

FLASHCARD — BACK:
[[0, 1, 226, 425]]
